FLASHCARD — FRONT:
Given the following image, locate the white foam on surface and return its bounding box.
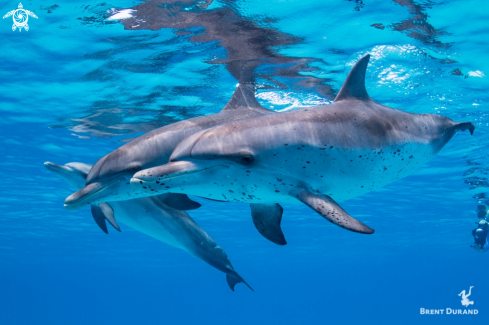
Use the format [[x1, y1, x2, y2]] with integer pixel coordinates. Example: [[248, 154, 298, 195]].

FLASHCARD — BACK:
[[108, 9, 136, 20]]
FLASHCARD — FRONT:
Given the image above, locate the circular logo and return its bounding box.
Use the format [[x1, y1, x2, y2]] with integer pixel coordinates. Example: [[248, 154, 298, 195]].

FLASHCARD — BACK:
[[13, 9, 28, 28]]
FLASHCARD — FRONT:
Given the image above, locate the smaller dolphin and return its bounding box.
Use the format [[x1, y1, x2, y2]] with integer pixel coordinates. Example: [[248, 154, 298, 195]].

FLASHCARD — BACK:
[[45, 161, 252, 292], [130, 54, 475, 238]]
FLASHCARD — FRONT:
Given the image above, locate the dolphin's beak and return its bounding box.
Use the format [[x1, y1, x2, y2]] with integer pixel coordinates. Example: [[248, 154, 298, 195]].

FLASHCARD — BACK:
[[64, 182, 105, 210], [130, 161, 201, 187], [44, 161, 71, 175]]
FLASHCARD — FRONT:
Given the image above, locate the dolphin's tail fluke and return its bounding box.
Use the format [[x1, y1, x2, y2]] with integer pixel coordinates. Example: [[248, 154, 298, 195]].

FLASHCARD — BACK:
[[226, 272, 254, 292], [454, 121, 475, 135]]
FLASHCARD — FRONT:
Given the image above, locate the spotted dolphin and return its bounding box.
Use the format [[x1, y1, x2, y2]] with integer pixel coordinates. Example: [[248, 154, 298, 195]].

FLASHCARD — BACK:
[[45, 161, 252, 291], [63, 84, 289, 245], [131, 54, 475, 237]]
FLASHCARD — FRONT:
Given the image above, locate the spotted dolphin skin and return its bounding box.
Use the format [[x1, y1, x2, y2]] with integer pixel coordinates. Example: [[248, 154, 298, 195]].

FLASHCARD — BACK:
[[45, 161, 252, 292], [131, 54, 475, 238], [63, 83, 274, 213], [63, 83, 291, 244]]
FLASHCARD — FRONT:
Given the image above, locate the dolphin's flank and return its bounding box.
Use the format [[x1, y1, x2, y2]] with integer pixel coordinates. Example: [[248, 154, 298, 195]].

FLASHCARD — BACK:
[[131, 54, 474, 237]]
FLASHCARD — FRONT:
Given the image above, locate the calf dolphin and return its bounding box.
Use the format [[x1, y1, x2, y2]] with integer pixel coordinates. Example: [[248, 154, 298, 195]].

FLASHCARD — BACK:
[[63, 84, 288, 244], [45, 161, 252, 291], [131, 54, 475, 237]]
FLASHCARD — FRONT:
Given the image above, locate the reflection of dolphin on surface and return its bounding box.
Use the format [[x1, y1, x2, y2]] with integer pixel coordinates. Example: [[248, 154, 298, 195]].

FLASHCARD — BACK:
[[458, 286, 474, 307], [45, 161, 252, 291], [131, 54, 475, 238], [108, 0, 334, 97]]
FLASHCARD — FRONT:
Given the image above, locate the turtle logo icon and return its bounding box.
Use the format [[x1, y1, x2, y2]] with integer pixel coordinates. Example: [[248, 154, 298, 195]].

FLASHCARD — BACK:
[[3, 3, 37, 32]]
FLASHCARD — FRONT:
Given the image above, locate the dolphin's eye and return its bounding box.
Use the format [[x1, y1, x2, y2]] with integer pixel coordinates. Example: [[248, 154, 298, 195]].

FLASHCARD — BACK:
[[241, 155, 254, 164], [234, 151, 255, 165]]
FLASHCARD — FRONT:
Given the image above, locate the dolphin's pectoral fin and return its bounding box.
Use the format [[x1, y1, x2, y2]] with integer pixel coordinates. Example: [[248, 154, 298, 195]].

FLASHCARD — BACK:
[[250, 203, 287, 245], [91, 203, 121, 233], [226, 273, 254, 292], [99, 203, 121, 232], [291, 190, 374, 234], [160, 193, 202, 210], [90, 204, 109, 234]]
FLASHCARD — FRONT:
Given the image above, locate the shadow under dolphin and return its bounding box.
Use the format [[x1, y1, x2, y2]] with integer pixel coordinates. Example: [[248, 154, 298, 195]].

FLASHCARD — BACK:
[[45, 161, 252, 292]]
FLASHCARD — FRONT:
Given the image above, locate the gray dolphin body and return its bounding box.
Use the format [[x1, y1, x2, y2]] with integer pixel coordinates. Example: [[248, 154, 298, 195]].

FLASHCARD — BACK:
[[45, 161, 252, 291], [131, 55, 475, 236], [63, 84, 288, 244], [64, 84, 272, 211]]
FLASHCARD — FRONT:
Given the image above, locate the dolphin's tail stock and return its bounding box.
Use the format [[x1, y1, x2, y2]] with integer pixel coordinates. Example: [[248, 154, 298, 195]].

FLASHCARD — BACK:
[[226, 271, 254, 292], [453, 121, 475, 135]]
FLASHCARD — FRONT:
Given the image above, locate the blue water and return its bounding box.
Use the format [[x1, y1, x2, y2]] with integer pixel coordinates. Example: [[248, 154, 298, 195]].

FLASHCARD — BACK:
[[1, 0, 489, 323]]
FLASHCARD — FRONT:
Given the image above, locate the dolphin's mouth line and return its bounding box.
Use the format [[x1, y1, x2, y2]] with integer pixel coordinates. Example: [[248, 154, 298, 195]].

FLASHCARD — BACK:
[[64, 177, 122, 207], [159, 165, 224, 181], [133, 165, 226, 184]]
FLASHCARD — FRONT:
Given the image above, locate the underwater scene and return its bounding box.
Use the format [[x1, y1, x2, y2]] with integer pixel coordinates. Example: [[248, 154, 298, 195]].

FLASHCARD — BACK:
[[1, 0, 488, 324]]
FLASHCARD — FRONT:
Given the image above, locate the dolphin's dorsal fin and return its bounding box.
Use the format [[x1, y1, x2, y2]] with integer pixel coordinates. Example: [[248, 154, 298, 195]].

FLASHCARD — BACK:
[[334, 54, 371, 102], [222, 83, 268, 111]]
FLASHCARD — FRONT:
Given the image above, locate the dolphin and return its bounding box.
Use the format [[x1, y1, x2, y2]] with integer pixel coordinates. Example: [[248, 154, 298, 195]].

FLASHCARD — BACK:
[[131, 54, 475, 237], [63, 84, 289, 245], [45, 161, 252, 291]]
